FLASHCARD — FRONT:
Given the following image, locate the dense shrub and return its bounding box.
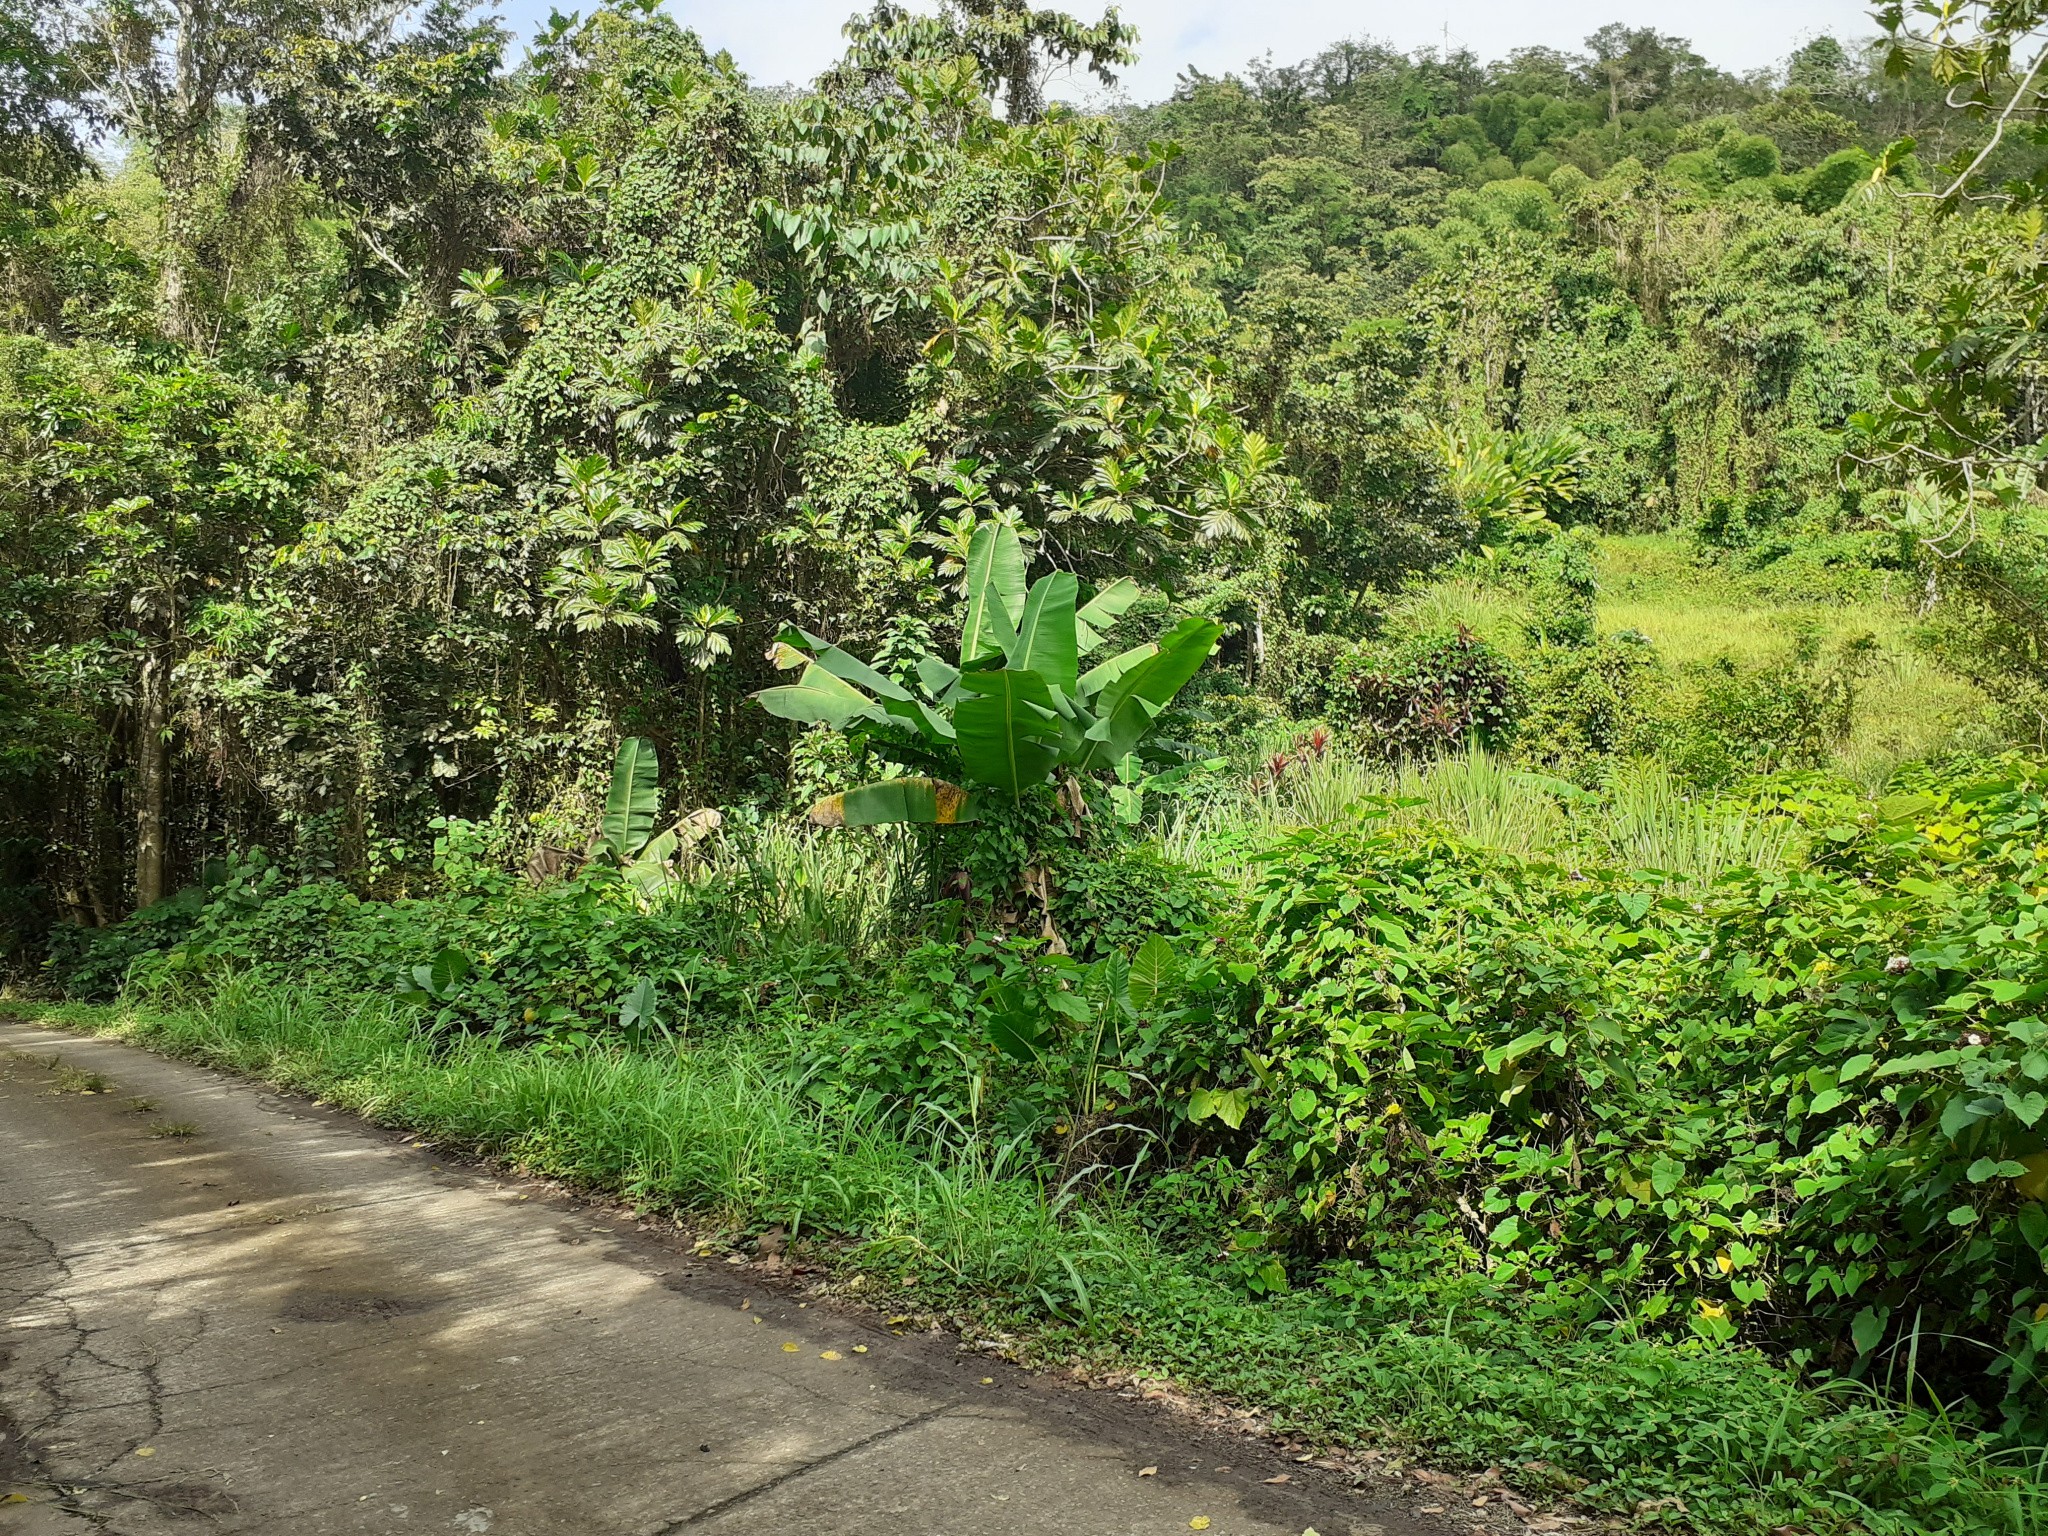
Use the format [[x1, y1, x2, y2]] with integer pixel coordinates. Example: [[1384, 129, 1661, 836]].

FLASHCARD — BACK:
[[1352, 626, 1520, 757], [1233, 762, 2048, 1433], [1665, 633, 1876, 786], [1515, 636, 1658, 773]]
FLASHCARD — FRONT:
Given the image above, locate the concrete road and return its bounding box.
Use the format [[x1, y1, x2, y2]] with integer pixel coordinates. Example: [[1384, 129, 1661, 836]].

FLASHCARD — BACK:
[[0, 1021, 1436, 1536]]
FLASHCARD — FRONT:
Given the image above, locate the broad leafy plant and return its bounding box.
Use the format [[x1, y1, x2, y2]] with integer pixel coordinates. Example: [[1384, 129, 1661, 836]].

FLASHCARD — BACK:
[[753, 523, 1223, 826]]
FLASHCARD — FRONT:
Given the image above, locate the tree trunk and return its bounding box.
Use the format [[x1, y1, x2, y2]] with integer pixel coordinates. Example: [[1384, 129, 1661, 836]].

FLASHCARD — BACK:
[[133, 651, 170, 910], [155, 152, 206, 348]]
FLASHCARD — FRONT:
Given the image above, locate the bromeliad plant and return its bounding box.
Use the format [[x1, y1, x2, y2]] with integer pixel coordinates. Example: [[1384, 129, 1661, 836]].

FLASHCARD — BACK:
[[753, 523, 1223, 826]]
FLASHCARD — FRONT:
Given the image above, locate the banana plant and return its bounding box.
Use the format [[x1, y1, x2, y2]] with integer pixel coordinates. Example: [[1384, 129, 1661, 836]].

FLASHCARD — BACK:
[[593, 736, 710, 897], [753, 523, 1222, 825]]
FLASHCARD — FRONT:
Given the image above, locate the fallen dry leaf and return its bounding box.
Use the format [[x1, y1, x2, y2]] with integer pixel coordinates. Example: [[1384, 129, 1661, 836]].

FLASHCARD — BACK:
[[1138, 1467, 1158, 1478], [134, 1447, 155, 1458], [1264, 1474, 1291, 1484]]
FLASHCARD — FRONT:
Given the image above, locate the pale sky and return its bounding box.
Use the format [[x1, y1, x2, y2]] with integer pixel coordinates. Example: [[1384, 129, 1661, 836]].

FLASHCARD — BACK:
[[497, 0, 1887, 100]]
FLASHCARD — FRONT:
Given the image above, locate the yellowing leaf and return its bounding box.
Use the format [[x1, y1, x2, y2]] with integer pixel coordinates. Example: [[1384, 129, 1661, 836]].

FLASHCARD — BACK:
[[820, 1350, 842, 1361], [1696, 1299, 1727, 1320], [852, 1345, 869, 1354], [2017, 1152, 2048, 1202], [781, 1342, 799, 1353], [1381, 1101, 1402, 1118], [1190, 1519, 1212, 1531], [134, 1447, 155, 1458], [1715, 1249, 1733, 1275]]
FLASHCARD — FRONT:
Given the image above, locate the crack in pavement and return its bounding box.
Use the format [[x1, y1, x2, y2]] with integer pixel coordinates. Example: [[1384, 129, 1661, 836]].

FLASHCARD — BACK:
[[649, 1404, 958, 1532]]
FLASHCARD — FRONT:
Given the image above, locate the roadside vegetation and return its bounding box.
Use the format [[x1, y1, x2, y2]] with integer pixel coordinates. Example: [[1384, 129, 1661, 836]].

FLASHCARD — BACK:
[[10, 0, 2048, 1531]]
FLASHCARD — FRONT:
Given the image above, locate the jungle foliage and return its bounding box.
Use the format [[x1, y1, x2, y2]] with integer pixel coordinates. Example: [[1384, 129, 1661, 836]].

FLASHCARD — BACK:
[[12, 0, 2048, 1529]]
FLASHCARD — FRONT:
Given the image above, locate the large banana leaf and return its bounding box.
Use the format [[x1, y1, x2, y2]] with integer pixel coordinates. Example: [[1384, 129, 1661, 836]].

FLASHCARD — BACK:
[[1076, 638, 1158, 699], [808, 776, 978, 826], [622, 827, 679, 898], [754, 664, 887, 730], [1074, 576, 1140, 655], [953, 668, 1060, 796], [1076, 618, 1222, 770], [602, 736, 660, 860], [959, 522, 1026, 663], [916, 654, 961, 701], [776, 626, 916, 702], [1007, 571, 1078, 691]]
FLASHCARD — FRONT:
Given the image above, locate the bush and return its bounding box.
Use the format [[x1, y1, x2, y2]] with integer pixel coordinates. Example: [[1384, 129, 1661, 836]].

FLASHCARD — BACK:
[[1802, 146, 1876, 213], [1515, 635, 1658, 774], [1524, 527, 1600, 648], [45, 884, 209, 1000], [1352, 626, 1520, 757], [1665, 631, 1876, 787], [1234, 762, 2048, 1434]]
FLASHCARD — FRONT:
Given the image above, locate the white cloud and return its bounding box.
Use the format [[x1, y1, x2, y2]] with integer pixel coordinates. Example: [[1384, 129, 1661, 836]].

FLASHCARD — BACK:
[[506, 0, 1883, 99]]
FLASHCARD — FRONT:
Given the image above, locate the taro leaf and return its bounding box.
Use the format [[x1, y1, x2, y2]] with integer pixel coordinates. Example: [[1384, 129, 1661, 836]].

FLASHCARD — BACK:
[[960, 522, 1027, 664], [603, 736, 660, 861], [412, 947, 469, 1000], [983, 981, 1048, 1063], [617, 975, 659, 1033], [1128, 934, 1179, 1014], [808, 777, 978, 827]]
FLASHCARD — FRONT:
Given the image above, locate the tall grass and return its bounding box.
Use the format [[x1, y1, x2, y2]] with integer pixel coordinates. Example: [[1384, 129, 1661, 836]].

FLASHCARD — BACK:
[[26, 984, 2048, 1536], [672, 821, 922, 961], [1391, 748, 1569, 857], [1598, 758, 1800, 890], [1155, 747, 1799, 889]]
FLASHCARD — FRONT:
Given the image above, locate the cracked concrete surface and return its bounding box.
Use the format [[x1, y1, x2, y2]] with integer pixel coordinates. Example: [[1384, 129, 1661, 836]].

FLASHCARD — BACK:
[[0, 1023, 1439, 1536]]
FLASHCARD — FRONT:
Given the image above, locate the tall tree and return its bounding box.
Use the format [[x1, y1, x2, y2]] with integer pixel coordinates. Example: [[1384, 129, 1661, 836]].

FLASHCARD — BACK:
[[832, 0, 1136, 122], [56, 0, 383, 346]]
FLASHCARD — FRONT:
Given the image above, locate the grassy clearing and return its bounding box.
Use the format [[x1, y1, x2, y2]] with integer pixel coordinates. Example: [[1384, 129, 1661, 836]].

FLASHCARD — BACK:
[[1592, 534, 1987, 776], [1383, 535, 1990, 783], [19, 981, 2046, 1536]]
